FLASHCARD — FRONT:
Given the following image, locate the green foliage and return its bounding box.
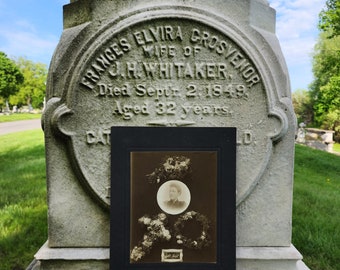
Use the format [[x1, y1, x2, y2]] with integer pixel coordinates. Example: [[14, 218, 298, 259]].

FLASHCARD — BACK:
[[9, 57, 47, 109], [319, 0, 340, 38], [310, 3, 340, 141], [0, 130, 47, 270], [292, 89, 314, 125], [314, 76, 340, 139], [310, 33, 340, 96], [0, 52, 24, 101]]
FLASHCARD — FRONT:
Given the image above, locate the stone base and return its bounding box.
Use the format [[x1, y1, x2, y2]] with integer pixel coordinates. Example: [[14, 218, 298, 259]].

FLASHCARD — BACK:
[[31, 242, 310, 270], [33, 242, 109, 270], [236, 245, 310, 270]]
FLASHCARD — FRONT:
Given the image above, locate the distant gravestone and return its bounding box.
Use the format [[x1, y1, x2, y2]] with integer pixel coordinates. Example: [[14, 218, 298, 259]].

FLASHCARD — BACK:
[[31, 0, 310, 269], [304, 128, 335, 153], [296, 122, 306, 143]]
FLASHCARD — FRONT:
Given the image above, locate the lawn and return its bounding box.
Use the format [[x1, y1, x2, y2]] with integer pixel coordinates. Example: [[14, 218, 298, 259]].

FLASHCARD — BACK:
[[0, 130, 47, 270], [0, 130, 339, 270], [293, 144, 340, 270], [333, 143, 340, 153], [0, 113, 42, 123]]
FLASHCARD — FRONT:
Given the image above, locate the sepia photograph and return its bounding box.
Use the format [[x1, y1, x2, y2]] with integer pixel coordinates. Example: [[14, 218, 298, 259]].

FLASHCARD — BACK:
[[130, 151, 217, 263], [110, 127, 236, 270]]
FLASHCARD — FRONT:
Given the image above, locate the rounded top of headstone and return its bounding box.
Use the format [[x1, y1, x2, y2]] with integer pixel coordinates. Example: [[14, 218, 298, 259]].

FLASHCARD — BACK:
[[255, 0, 269, 4]]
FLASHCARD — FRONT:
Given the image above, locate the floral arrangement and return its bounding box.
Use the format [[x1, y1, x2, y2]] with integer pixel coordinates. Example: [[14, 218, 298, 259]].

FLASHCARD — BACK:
[[173, 211, 212, 250], [130, 213, 171, 262], [147, 156, 192, 184]]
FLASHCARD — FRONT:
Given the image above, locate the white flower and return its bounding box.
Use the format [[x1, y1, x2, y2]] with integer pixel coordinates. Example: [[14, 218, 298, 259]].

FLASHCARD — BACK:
[[142, 240, 153, 248], [163, 229, 171, 241], [143, 217, 151, 225], [138, 216, 151, 225], [158, 213, 167, 221], [185, 212, 193, 220], [162, 229, 171, 240], [151, 220, 162, 227], [180, 161, 187, 167], [177, 240, 183, 244], [130, 246, 145, 261]]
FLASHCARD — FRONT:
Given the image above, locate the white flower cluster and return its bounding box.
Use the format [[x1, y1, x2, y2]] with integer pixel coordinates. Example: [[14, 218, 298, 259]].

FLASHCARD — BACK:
[[146, 156, 192, 184], [130, 213, 171, 262], [163, 157, 190, 173]]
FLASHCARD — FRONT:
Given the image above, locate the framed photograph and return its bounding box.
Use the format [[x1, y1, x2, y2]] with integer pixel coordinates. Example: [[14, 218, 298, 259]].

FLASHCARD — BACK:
[[110, 127, 236, 270]]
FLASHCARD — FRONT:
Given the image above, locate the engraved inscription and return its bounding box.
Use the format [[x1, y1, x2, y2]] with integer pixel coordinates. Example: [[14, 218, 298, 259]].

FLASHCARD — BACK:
[[53, 17, 286, 208], [86, 129, 111, 145], [108, 61, 231, 80], [133, 25, 183, 45], [86, 128, 253, 146], [80, 38, 132, 90], [79, 23, 262, 124], [190, 29, 260, 87]]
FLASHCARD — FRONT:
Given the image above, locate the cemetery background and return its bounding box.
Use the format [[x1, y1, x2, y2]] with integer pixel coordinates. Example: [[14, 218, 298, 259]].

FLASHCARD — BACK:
[[0, 0, 338, 268], [0, 123, 339, 270]]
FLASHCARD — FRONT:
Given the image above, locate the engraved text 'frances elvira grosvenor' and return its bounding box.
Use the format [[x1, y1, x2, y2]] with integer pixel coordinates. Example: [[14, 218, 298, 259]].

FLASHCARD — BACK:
[[50, 11, 288, 210]]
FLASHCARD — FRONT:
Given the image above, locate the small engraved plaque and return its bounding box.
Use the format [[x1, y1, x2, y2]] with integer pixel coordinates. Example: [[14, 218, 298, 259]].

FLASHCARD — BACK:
[[161, 249, 183, 263]]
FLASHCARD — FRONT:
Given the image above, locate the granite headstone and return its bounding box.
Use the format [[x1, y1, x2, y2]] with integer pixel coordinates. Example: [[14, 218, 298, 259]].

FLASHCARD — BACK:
[[31, 0, 310, 269]]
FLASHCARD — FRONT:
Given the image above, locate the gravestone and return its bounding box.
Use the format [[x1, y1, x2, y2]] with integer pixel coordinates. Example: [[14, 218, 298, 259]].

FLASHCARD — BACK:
[[32, 0, 310, 269], [302, 127, 335, 153]]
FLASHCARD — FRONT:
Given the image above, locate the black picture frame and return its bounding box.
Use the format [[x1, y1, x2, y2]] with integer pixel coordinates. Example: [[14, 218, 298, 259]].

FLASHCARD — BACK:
[[110, 127, 236, 270]]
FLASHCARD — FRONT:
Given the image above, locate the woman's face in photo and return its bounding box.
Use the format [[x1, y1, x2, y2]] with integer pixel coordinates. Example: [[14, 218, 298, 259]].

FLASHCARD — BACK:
[[169, 186, 180, 201]]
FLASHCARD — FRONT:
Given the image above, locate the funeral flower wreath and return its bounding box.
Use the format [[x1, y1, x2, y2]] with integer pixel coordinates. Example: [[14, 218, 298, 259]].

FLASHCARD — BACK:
[[130, 211, 212, 262], [174, 211, 212, 249]]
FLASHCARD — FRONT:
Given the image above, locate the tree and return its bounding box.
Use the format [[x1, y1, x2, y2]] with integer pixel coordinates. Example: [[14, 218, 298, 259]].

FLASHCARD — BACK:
[[310, 33, 340, 96], [314, 76, 340, 141], [292, 89, 314, 125], [319, 0, 340, 38], [309, 1, 340, 141], [9, 57, 47, 109], [0, 52, 24, 110]]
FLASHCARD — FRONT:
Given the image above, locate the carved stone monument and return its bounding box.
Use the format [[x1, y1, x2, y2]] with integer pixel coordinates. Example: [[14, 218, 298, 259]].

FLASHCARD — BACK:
[[33, 0, 310, 269]]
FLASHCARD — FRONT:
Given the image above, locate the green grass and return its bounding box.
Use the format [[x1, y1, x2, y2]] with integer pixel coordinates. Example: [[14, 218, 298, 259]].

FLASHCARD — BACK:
[[0, 130, 47, 270], [293, 144, 340, 270], [0, 131, 339, 270], [333, 143, 340, 153], [0, 113, 41, 123]]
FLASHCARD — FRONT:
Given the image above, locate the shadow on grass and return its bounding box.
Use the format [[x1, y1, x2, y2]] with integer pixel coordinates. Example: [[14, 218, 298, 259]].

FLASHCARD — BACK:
[[0, 205, 47, 270], [0, 144, 46, 208]]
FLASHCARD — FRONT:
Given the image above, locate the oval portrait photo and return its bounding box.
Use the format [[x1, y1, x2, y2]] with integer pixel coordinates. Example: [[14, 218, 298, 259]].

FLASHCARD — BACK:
[[157, 180, 191, 215]]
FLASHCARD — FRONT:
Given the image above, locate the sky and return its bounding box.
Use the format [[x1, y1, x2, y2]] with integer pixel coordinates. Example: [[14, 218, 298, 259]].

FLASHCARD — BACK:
[[0, 0, 326, 91]]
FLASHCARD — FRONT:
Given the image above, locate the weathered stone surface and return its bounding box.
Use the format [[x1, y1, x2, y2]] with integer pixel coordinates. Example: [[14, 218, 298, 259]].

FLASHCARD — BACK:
[[236, 245, 309, 270], [35, 0, 309, 269]]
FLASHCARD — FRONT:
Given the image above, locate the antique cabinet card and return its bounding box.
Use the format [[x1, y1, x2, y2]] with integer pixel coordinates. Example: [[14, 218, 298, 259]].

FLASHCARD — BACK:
[[110, 127, 236, 269]]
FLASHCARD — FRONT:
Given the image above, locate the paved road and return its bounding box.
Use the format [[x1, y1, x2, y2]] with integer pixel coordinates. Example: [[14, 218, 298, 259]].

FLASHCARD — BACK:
[[0, 119, 42, 136]]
